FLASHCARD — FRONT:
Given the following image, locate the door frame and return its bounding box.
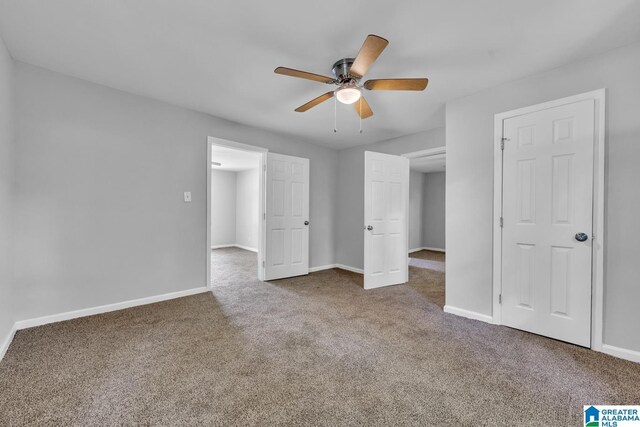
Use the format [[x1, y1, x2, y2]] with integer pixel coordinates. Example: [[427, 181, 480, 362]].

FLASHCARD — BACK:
[[207, 136, 268, 287], [492, 89, 606, 351], [402, 146, 447, 254], [402, 146, 446, 160]]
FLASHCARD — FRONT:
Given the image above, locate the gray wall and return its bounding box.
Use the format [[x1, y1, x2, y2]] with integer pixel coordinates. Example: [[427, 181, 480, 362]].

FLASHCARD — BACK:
[[408, 170, 425, 251], [335, 128, 446, 269], [0, 35, 14, 344], [446, 41, 640, 352], [13, 62, 338, 321], [422, 172, 446, 250], [210, 170, 237, 246], [235, 168, 259, 250]]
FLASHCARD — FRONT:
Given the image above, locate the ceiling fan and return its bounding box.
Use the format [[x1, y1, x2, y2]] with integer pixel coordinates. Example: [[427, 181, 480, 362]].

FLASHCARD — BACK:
[[275, 34, 428, 120]]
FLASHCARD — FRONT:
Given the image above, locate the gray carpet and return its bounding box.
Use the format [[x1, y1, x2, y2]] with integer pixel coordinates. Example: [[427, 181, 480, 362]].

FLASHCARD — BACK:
[[411, 249, 445, 263], [409, 250, 446, 272], [0, 247, 638, 426]]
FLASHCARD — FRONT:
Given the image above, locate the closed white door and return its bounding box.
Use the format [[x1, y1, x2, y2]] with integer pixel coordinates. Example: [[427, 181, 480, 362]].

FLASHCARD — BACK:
[[501, 99, 595, 347], [364, 151, 409, 289], [265, 153, 310, 281]]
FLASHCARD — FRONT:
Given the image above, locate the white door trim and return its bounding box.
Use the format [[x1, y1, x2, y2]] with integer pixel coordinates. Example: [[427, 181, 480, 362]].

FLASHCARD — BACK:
[[492, 89, 606, 350], [207, 136, 268, 286], [402, 146, 446, 159]]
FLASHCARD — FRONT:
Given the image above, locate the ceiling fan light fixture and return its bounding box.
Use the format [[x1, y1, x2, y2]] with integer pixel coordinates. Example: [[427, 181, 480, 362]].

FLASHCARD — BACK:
[[335, 84, 361, 105]]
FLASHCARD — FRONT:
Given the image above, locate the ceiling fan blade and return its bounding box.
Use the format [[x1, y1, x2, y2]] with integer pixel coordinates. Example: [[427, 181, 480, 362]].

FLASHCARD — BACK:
[[275, 67, 335, 84], [350, 35, 389, 79], [295, 91, 335, 112], [353, 96, 373, 119], [363, 78, 429, 91]]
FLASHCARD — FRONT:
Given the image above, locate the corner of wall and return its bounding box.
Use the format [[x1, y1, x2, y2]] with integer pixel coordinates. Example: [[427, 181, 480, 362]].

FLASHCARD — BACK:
[[0, 32, 17, 361]]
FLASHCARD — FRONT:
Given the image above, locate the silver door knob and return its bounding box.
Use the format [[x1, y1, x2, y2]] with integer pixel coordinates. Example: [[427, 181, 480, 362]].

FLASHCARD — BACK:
[[366, 225, 373, 231], [304, 221, 309, 226], [575, 232, 589, 242]]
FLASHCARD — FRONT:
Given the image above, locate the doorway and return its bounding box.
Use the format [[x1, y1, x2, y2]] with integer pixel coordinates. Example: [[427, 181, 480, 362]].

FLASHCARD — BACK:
[[207, 137, 312, 287], [493, 90, 605, 348], [363, 151, 410, 289], [404, 147, 447, 304], [207, 137, 267, 286], [362, 149, 446, 291]]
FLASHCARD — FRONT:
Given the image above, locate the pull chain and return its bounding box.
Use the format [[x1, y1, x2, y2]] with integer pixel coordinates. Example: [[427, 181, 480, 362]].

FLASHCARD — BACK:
[[334, 96, 337, 133], [359, 98, 363, 134]]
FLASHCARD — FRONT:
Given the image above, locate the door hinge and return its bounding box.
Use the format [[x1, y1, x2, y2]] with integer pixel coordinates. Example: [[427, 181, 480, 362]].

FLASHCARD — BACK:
[[263, 212, 266, 220], [262, 261, 265, 267], [499, 294, 502, 304], [499, 217, 504, 228], [500, 137, 509, 150]]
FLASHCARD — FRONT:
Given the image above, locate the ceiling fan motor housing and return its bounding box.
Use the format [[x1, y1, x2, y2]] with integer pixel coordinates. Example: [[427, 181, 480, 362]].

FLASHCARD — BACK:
[[332, 58, 357, 83]]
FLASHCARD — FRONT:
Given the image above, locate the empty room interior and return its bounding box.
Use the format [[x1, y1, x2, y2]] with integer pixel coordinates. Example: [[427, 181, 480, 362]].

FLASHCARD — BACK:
[[0, 1, 639, 425], [210, 143, 262, 285]]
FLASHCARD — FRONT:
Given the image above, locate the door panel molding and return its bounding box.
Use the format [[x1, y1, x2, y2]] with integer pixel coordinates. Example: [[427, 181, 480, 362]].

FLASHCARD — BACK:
[[264, 152, 310, 281], [364, 151, 410, 289], [493, 89, 606, 350]]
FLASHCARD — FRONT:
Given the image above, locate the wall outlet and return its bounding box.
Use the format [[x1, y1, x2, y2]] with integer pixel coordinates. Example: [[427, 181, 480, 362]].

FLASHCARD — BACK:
[[183, 191, 192, 202]]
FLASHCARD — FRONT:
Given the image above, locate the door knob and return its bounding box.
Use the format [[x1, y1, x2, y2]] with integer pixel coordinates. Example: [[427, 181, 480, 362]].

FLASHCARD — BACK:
[[304, 221, 309, 226], [366, 225, 373, 231], [575, 232, 589, 242]]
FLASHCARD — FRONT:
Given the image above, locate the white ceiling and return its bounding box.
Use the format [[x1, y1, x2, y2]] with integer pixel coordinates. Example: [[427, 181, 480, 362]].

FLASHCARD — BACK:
[[211, 145, 260, 172], [1, 1, 639, 149], [411, 154, 445, 173]]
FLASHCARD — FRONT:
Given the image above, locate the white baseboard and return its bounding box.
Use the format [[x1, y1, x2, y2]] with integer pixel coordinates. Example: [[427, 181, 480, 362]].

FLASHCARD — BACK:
[[410, 247, 446, 254], [0, 323, 17, 362], [14, 287, 210, 330], [211, 244, 257, 253], [309, 264, 336, 272], [444, 306, 640, 364], [335, 264, 364, 274], [601, 344, 640, 364], [211, 244, 234, 249], [309, 264, 364, 274], [444, 305, 493, 324]]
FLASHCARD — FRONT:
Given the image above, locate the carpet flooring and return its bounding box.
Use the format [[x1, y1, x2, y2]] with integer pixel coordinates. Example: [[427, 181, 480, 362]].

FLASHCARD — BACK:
[[410, 249, 445, 263], [409, 250, 446, 272], [0, 247, 638, 426]]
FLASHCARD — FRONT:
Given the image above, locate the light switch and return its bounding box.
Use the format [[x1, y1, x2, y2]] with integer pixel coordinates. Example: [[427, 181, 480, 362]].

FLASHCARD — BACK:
[[183, 191, 192, 202]]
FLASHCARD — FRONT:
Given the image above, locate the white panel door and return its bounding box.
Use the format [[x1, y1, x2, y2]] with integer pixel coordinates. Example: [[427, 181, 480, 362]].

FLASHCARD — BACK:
[[364, 151, 409, 289], [501, 99, 595, 347], [265, 153, 310, 281]]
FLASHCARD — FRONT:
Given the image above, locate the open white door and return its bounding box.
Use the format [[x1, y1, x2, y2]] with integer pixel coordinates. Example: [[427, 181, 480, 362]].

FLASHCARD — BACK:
[[501, 98, 595, 347], [264, 153, 310, 281], [364, 151, 410, 289]]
